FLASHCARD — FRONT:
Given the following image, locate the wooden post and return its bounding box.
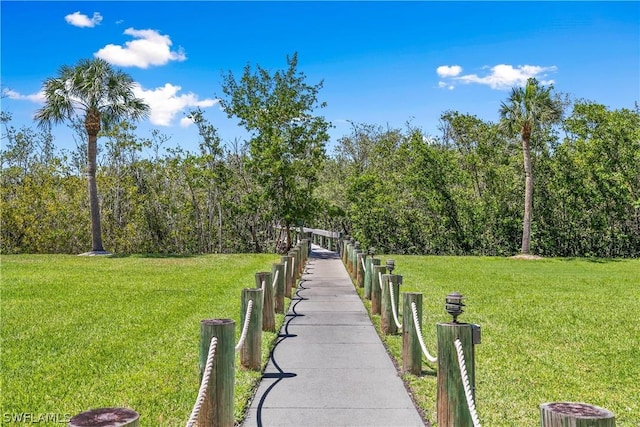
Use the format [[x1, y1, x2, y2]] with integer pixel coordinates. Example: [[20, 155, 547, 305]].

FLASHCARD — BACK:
[[199, 318, 235, 427], [345, 242, 353, 271], [255, 272, 275, 332], [371, 265, 387, 315], [272, 263, 285, 314], [437, 322, 476, 427], [281, 255, 292, 299], [381, 274, 402, 335], [69, 408, 139, 427], [356, 252, 365, 287], [365, 258, 380, 300], [402, 292, 422, 375], [288, 250, 298, 285], [540, 403, 615, 427], [240, 288, 263, 370]]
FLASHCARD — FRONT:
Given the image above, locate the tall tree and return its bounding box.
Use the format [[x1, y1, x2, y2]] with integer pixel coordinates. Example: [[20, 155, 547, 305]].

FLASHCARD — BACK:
[[220, 53, 330, 252], [499, 78, 562, 255], [35, 58, 149, 253]]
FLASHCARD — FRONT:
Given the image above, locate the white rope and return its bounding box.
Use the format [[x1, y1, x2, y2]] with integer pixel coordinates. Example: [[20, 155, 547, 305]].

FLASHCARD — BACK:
[[235, 299, 254, 352], [291, 260, 295, 281], [271, 270, 279, 289], [454, 338, 481, 427], [378, 271, 383, 291], [261, 279, 266, 292], [389, 281, 402, 329], [361, 257, 366, 271], [411, 302, 437, 363], [186, 337, 218, 427]]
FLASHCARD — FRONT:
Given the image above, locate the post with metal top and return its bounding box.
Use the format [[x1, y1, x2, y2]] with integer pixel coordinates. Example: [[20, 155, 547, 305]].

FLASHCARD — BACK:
[[381, 261, 401, 334], [240, 287, 263, 370], [437, 292, 481, 427], [371, 264, 387, 315], [198, 318, 235, 427], [402, 292, 423, 375], [255, 272, 274, 332]]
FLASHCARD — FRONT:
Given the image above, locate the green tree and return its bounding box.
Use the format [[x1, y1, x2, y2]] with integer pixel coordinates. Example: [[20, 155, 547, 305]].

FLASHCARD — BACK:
[[499, 78, 562, 255], [35, 58, 149, 253], [220, 53, 330, 252]]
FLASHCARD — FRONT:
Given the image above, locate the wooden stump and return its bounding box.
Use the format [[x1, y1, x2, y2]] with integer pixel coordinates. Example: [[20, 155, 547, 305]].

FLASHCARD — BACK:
[[540, 402, 615, 427], [69, 408, 139, 427]]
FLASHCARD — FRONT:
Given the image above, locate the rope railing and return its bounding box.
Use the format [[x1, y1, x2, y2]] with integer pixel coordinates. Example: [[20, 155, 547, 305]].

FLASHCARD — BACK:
[[186, 336, 218, 427], [271, 270, 279, 289], [235, 299, 254, 352], [411, 302, 437, 363], [389, 281, 403, 329], [361, 257, 366, 271], [378, 271, 383, 290], [454, 338, 481, 427]]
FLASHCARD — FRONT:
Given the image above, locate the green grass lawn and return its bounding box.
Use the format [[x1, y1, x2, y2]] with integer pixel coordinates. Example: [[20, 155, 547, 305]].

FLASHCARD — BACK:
[[362, 255, 640, 426], [1, 254, 285, 426]]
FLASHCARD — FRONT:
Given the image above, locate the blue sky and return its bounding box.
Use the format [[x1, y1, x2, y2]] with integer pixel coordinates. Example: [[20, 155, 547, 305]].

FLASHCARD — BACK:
[[2, 1, 639, 155]]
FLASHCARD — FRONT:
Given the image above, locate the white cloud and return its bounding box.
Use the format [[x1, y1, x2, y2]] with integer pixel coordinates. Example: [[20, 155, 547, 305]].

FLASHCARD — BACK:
[[2, 88, 45, 103], [180, 117, 194, 127], [436, 65, 463, 78], [456, 64, 557, 89], [95, 28, 186, 68], [65, 11, 103, 28], [437, 64, 557, 90], [132, 83, 218, 126]]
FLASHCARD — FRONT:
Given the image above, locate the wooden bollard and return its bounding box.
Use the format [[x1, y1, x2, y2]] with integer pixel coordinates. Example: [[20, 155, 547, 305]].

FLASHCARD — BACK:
[[381, 274, 402, 335], [281, 255, 292, 299], [540, 403, 615, 427], [356, 252, 365, 287], [199, 319, 235, 427], [402, 292, 422, 375], [240, 288, 263, 370], [272, 263, 285, 313], [437, 322, 477, 427], [365, 258, 380, 300], [69, 408, 139, 427], [371, 265, 387, 315], [287, 250, 298, 285], [255, 272, 275, 332]]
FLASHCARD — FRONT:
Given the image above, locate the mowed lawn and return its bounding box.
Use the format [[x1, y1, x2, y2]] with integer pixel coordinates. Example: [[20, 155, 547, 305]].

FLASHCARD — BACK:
[[1, 254, 284, 426], [365, 255, 640, 426]]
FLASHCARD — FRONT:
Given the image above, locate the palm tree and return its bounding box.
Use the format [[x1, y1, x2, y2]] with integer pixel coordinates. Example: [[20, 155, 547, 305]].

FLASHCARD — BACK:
[[499, 77, 562, 255], [35, 58, 149, 253]]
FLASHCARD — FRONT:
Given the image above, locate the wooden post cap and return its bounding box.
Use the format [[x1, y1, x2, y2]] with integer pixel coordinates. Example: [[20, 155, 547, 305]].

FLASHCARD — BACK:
[[69, 408, 139, 427], [541, 402, 615, 426]]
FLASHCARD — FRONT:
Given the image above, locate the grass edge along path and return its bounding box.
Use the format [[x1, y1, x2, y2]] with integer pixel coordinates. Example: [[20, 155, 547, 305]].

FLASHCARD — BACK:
[[355, 255, 640, 426], [1, 254, 290, 426]]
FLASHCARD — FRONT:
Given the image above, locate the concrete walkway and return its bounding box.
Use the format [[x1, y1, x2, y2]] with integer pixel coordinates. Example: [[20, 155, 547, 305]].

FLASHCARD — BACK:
[[242, 245, 426, 427]]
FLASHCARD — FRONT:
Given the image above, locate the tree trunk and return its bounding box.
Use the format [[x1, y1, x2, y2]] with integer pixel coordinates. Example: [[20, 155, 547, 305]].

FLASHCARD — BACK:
[[521, 133, 533, 255], [85, 111, 104, 253]]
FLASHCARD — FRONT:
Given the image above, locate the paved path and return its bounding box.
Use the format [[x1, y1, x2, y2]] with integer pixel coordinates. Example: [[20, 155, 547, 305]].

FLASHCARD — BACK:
[[242, 245, 425, 427]]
